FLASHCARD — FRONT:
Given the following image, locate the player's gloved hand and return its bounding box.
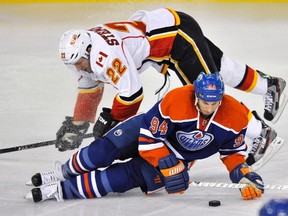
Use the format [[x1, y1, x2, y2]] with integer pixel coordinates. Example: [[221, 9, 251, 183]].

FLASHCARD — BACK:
[[93, 108, 119, 139], [239, 172, 264, 200], [55, 116, 89, 152], [230, 163, 264, 200], [158, 154, 189, 194]]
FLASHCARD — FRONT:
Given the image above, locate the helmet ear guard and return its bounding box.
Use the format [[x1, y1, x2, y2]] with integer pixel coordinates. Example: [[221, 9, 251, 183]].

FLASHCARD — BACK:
[[59, 30, 92, 65], [193, 72, 224, 102]]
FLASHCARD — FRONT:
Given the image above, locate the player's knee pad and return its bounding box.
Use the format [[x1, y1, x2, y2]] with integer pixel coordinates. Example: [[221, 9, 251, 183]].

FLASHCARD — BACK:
[[104, 158, 145, 193], [105, 157, 164, 194], [132, 157, 165, 194], [87, 138, 122, 167], [105, 114, 144, 159]]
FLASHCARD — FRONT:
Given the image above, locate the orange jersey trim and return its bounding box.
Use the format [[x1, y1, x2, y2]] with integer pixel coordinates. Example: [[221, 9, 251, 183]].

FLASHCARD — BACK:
[[72, 153, 82, 174], [221, 153, 246, 173], [83, 173, 94, 198], [138, 137, 156, 143], [139, 145, 170, 167]]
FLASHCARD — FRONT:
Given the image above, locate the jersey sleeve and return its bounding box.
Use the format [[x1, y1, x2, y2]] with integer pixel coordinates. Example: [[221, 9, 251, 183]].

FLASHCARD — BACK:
[[218, 130, 248, 171], [221, 153, 246, 173], [72, 71, 104, 123], [218, 97, 251, 172], [63, 64, 105, 123], [138, 101, 174, 167]]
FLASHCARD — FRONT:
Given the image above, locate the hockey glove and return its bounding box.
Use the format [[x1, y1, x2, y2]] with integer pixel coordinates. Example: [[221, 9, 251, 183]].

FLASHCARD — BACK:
[[55, 116, 89, 152], [230, 164, 264, 200], [93, 108, 119, 139], [159, 154, 189, 194]]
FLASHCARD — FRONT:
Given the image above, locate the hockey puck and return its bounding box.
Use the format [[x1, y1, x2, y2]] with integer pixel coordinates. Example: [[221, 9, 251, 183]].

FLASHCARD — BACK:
[[209, 200, 221, 207]]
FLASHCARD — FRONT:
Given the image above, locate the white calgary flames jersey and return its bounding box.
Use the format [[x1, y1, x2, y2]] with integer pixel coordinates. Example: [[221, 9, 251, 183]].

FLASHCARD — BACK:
[[73, 8, 178, 97], [70, 8, 181, 122]]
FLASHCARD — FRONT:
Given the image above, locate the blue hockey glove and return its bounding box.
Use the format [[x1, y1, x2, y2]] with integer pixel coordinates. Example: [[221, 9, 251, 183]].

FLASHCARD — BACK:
[[158, 154, 189, 194], [230, 163, 264, 200]]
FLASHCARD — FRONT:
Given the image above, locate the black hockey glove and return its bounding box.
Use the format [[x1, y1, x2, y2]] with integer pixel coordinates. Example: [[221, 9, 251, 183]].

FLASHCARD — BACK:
[[93, 108, 119, 139], [55, 116, 90, 152]]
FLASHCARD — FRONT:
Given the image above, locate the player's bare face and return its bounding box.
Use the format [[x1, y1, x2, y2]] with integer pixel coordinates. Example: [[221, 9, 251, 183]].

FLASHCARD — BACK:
[[198, 99, 221, 116], [75, 57, 92, 73]]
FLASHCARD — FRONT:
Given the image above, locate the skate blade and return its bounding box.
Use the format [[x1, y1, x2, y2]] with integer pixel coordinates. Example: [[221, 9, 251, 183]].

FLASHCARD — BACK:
[[25, 191, 33, 199], [272, 93, 288, 124], [251, 137, 285, 171], [25, 180, 33, 186]]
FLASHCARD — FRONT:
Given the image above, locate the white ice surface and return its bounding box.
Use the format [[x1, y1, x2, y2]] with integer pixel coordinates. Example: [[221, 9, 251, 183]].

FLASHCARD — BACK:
[[0, 2, 288, 216]]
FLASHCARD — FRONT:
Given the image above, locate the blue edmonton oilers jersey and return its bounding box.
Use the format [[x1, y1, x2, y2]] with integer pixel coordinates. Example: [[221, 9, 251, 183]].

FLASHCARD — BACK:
[[138, 85, 250, 167]]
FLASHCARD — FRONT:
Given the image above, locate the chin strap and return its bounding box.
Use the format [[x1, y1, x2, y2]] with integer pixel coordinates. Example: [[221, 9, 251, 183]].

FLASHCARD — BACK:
[[194, 95, 200, 111], [84, 43, 92, 59]]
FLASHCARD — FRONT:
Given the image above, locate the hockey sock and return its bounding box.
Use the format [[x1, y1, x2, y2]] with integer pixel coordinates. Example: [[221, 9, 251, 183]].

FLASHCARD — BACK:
[[62, 138, 122, 179], [61, 158, 146, 199]]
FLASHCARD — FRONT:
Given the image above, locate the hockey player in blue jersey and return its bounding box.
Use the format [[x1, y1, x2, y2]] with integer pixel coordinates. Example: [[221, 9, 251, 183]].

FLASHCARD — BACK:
[[26, 72, 264, 202]]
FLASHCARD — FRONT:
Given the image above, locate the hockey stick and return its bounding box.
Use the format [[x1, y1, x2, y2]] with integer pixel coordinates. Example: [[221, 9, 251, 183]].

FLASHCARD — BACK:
[[0, 133, 94, 154], [190, 181, 288, 191]]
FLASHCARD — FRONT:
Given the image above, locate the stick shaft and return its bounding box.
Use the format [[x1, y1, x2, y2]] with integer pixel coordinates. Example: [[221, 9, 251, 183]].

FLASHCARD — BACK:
[[0, 133, 94, 154], [191, 181, 288, 191]]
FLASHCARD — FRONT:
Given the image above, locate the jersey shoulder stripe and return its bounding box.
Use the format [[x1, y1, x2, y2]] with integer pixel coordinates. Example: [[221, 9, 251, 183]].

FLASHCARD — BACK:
[[159, 85, 197, 121], [214, 95, 250, 132]]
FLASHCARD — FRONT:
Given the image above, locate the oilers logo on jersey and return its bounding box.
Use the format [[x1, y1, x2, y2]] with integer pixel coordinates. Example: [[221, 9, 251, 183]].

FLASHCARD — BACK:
[[113, 129, 123, 136], [176, 130, 214, 151]]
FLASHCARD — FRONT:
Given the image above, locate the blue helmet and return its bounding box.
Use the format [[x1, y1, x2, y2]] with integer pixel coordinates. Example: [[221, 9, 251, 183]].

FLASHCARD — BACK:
[[259, 199, 288, 216], [193, 72, 224, 102]]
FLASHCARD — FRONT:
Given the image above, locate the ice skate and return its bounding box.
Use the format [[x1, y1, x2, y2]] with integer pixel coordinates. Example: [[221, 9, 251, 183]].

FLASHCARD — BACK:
[[264, 76, 287, 123], [26, 161, 65, 187], [246, 114, 277, 166], [25, 181, 63, 203]]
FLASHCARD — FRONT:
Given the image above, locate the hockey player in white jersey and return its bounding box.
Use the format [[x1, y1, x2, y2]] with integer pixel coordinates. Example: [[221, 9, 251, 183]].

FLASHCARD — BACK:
[[56, 8, 285, 168]]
